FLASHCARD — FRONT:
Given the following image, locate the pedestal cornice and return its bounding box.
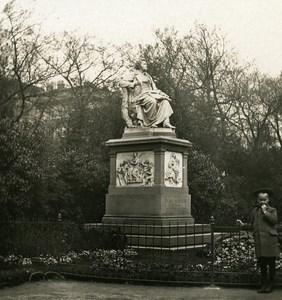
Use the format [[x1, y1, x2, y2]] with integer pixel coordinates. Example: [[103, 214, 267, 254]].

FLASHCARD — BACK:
[[106, 128, 192, 148]]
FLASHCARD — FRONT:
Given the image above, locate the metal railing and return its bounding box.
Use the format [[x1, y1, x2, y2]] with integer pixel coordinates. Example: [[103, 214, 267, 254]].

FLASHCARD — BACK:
[[1, 218, 281, 286]]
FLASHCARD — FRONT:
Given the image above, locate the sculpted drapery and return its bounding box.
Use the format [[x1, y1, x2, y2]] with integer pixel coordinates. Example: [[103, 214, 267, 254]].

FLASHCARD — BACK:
[[119, 60, 175, 129]]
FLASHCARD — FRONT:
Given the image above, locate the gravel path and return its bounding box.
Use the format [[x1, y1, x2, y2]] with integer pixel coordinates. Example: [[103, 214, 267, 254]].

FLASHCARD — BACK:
[[0, 280, 281, 299]]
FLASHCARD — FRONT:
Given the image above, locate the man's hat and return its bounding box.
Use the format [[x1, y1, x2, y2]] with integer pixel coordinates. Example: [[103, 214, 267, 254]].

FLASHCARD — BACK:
[[253, 188, 274, 197]]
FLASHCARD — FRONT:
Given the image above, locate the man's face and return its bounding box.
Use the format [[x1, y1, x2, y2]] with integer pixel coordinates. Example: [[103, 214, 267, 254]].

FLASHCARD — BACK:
[[257, 193, 269, 206]]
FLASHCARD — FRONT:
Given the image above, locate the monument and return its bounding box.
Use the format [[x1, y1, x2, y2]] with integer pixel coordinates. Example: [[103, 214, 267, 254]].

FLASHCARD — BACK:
[[101, 59, 210, 249]]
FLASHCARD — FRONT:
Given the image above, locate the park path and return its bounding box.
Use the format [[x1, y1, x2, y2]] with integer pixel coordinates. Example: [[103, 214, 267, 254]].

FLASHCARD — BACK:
[[0, 280, 281, 299]]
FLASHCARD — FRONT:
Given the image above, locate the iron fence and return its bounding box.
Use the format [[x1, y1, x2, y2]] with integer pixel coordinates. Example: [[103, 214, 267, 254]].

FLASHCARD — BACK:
[[1, 219, 282, 286]]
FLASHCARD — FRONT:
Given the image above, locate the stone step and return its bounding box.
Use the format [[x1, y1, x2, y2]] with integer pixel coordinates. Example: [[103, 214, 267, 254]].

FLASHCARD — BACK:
[[84, 223, 211, 235], [126, 232, 211, 248]]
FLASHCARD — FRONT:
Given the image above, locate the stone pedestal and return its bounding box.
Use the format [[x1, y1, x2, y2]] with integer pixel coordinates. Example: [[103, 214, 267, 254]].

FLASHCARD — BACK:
[[102, 128, 194, 226]]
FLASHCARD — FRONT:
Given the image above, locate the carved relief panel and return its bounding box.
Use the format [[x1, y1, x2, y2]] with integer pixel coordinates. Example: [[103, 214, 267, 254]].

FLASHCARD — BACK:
[[164, 151, 183, 187], [116, 152, 154, 187]]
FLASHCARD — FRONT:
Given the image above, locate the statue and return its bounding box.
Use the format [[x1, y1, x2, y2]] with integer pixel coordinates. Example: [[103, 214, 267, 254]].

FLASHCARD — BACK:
[[119, 59, 175, 129]]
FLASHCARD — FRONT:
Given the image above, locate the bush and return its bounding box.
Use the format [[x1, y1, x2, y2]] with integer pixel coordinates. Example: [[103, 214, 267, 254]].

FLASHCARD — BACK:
[[0, 222, 81, 257], [212, 231, 282, 272], [188, 147, 235, 224], [71, 227, 127, 251], [0, 119, 44, 220], [0, 222, 127, 258]]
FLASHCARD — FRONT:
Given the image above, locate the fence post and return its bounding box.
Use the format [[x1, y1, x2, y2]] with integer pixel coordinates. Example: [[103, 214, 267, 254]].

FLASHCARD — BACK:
[[210, 216, 215, 286], [205, 215, 220, 289]]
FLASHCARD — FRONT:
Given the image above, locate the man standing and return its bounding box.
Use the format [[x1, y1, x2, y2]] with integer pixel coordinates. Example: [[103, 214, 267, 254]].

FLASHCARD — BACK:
[[237, 188, 280, 293]]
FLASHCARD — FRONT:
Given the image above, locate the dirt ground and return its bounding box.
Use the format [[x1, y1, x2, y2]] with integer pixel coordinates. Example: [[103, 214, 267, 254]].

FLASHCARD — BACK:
[[0, 280, 281, 300]]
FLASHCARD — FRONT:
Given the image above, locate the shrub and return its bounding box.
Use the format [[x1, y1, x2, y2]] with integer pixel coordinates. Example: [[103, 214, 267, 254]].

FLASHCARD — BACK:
[[71, 227, 127, 251], [0, 222, 128, 259], [212, 231, 282, 272], [0, 222, 81, 257], [0, 119, 44, 220]]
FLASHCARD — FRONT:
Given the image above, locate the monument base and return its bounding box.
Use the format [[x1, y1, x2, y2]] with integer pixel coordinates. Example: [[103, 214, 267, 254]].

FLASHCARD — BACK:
[[103, 127, 194, 224], [102, 215, 194, 225], [86, 222, 211, 250], [102, 127, 196, 249]]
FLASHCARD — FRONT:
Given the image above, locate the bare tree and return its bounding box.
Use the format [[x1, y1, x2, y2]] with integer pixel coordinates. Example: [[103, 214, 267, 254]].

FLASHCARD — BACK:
[[0, 0, 55, 123], [39, 31, 123, 146], [264, 75, 282, 148], [227, 72, 276, 151], [42, 32, 122, 103], [141, 25, 250, 160]]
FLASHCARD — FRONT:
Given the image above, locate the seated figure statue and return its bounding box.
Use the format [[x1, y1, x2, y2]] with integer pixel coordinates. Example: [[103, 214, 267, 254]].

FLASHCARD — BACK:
[[119, 59, 175, 129]]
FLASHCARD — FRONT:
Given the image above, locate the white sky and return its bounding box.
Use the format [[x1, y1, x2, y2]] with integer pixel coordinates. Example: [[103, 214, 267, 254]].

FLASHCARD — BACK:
[[1, 0, 282, 76]]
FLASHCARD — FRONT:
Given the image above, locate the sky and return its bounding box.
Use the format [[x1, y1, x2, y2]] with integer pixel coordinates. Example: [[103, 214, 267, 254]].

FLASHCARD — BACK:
[[1, 0, 282, 77]]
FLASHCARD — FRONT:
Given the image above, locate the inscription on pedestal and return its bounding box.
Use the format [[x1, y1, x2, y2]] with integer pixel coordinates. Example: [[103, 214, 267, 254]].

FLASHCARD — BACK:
[[164, 198, 187, 214], [116, 151, 154, 187], [164, 151, 183, 187]]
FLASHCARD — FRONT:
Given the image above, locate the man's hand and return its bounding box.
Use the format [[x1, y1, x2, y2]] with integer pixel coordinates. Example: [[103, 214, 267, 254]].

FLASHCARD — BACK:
[[236, 219, 244, 226]]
